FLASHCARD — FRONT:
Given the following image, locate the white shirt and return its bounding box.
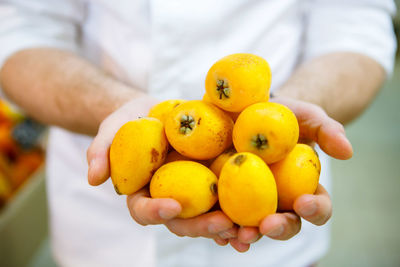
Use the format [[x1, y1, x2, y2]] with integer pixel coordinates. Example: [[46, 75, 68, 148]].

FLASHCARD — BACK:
[[0, 0, 396, 266]]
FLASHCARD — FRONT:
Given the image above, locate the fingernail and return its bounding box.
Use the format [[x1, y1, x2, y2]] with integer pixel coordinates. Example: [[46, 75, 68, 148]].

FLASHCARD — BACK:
[[159, 209, 178, 220], [299, 199, 317, 217], [218, 229, 235, 239], [89, 158, 96, 168], [266, 225, 284, 238]]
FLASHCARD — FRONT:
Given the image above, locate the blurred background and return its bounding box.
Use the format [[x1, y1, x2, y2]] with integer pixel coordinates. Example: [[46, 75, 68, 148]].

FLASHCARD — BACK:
[[0, 2, 399, 267]]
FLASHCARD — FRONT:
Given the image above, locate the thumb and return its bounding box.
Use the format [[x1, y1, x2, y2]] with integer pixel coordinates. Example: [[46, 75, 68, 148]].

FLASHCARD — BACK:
[[87, 127, 113, 186]]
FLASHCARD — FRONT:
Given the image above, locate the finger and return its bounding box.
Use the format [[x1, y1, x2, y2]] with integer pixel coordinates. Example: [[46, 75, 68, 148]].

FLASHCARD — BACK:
[[214, 237, 229, 246], [272, 98, 353, 160], [127, 188, 182, 226], [259, 212, 301, 240], [229, 238, 250, 253], [87, 125, 115, 186], [293, 184, 332, 226], [237, 226, 261, 244], [312, 116, 353, 160], [165, 210, 235, 238]]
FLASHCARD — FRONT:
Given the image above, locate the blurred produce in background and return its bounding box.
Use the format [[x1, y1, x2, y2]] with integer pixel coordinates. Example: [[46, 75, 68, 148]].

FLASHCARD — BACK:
[[0, 99, 45, 208]]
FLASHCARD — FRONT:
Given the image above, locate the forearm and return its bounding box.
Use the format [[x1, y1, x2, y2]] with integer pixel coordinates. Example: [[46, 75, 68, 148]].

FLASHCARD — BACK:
[[275, 52, 386, 125], [0, 48, 142, 135]]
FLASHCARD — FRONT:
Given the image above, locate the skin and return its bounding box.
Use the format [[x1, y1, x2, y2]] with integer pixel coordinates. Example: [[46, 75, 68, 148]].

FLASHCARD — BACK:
[[0, 48, 385, 252]]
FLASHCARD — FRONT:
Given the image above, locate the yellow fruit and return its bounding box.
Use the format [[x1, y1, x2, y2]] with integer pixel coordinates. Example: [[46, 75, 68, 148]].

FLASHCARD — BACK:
[[165, 100, 233, 160], [269, 144, 321, 211], [148, 99, 186, 125], [150, 161, 218, 219], [209, 147, 236, 177], [110, 118, 168, 195], [233, 102, 299, 164], [205, 53, 271, 112], [218, 152, 277, 226], [203, 93, 240, 122]]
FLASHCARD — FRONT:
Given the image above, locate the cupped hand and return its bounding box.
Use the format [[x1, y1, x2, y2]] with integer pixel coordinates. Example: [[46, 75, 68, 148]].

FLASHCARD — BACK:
[[86, 96, 239, 245], [224, 96, 353, 249], [126, 188, 238, 240]]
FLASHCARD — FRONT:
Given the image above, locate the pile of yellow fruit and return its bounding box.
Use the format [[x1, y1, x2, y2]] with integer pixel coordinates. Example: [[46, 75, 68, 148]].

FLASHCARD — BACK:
[[110, 53, 321, 227]]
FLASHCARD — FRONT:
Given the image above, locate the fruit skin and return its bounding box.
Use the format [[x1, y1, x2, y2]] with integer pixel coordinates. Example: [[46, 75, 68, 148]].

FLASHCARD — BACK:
[[218, 152, 277, 226], [209, 147, 236, 177], [150, 161, 218, 219], [110, 118, 168, 195], [165, 100, 233, 160], [148, 99, 186, 125], [205, 53, 271, 112], [233, 102, 299, 164], [269, 144, 321, 211], [202, 93, 240, 122]]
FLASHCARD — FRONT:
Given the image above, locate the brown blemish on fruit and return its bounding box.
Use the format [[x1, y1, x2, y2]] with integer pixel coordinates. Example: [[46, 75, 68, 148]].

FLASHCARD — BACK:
[[198, 117, 202, 125], [151, 148, 159, 163], [233, 154, 246, 166], [308, 159, 318, 169], [210, 183, 217, 195], [173, 103, 180, 108], [161, 148, 168, 160], [114, 185, 122, 195]]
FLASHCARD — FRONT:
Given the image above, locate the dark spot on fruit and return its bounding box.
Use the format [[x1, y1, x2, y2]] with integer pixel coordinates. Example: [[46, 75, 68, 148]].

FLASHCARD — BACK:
[[233, 154, 246, 166], [210, 183, 217, 195], [161, 148, 168, 160], [151, 148, 159, 163], [123, 178, 127, 182], [173, 103, 180, 108], [198, 117, 202, 125], [114, 185, 122, 195], [308, 159, 318, 169]]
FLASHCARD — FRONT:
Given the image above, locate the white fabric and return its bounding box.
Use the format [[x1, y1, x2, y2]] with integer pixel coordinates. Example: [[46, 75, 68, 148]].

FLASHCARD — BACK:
[[0, 0, 396, 266]]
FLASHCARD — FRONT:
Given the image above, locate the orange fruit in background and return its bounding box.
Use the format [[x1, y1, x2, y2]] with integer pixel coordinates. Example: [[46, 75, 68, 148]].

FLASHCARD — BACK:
[[148, 99, 186, 125], [110, 118, 168, 195], [218, 152, 277, 226], [209, 147, 236, 177], [165, 100, 233, 160], [164, 150, 210, 166], [150, 161, 218, 219], [269, 144, 321, 211], [205, 53, 271, 112], [233, 102, 299, 164]]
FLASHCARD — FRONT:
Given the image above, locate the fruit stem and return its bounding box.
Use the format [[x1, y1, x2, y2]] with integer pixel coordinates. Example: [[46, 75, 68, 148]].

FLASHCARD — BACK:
[[179, 114, 196, 135], [216, 80, 230, 99], [251, 134, 268, 150], [233, 154, 246, 166]]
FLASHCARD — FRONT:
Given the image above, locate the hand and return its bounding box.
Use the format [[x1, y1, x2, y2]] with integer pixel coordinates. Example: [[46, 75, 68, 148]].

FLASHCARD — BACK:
[[224, 96, 353, 251], [86, 96, 239, 244]]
